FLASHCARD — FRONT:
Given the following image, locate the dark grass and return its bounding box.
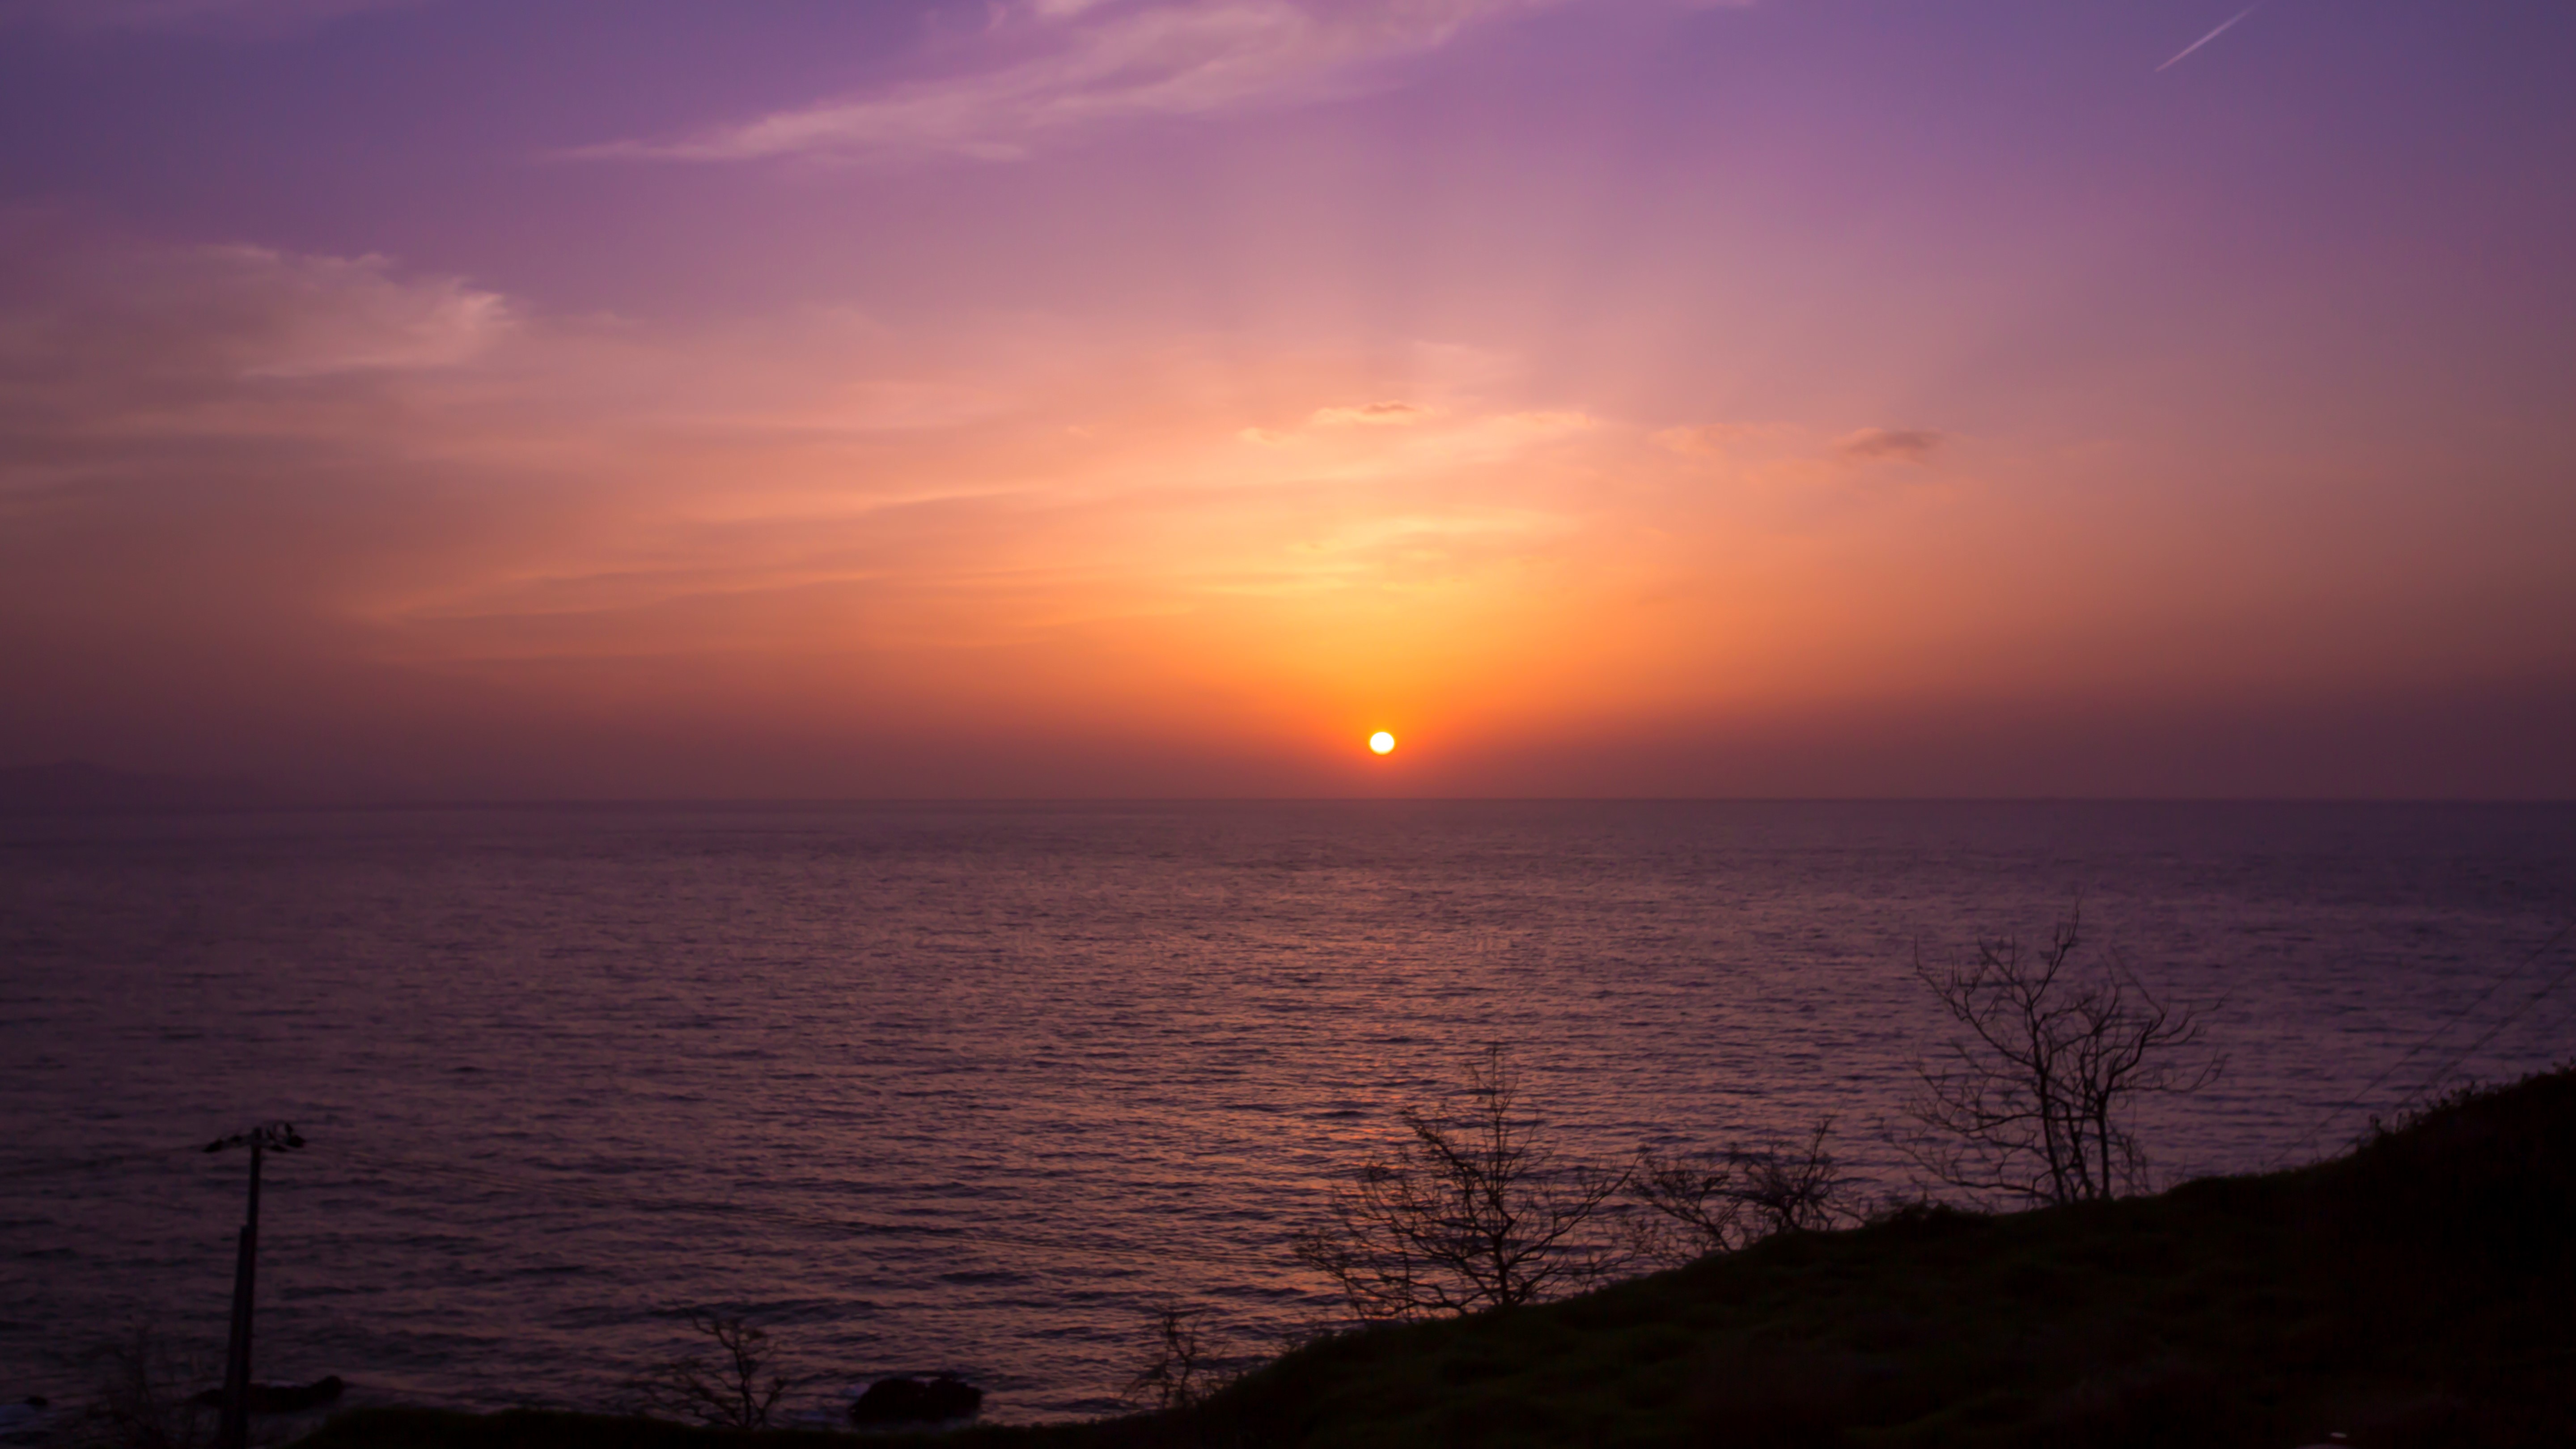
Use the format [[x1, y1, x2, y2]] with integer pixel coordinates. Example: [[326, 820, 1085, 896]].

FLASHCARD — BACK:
[[297, 1069, 2576, 1449]]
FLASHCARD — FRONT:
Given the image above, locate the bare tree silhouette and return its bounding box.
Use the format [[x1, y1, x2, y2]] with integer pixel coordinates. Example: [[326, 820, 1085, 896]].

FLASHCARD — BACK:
[[1294, 1048, 1629, 1320], [620, 1311, 796, 1430], [1901, 907, 2223, 1206]]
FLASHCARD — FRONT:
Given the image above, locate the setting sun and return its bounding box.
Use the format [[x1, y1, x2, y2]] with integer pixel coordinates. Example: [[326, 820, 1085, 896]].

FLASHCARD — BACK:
[[1368, 731, 1396, 756]]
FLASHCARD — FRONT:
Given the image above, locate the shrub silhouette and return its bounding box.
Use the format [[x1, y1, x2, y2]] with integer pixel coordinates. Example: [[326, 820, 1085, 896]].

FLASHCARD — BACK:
[[1629, 1117, 1849, 1264], [68, 1324, 215, 1449]]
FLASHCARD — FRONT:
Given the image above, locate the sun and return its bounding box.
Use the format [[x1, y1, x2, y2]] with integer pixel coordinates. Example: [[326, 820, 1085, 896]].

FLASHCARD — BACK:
[[1368, 731, 1396, 756]]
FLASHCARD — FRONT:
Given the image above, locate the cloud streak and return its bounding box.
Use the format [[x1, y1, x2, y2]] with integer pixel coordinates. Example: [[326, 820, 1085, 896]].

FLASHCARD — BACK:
[[0, 226, 510, 443], [577, 0, 1557, 164], [1310, 400, 1428, 426], [1837, 426, 1945, 463]]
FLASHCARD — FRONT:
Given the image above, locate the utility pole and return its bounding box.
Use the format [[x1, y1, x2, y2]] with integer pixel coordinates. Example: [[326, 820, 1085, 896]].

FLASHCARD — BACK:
[[203, 1122, 303, 1449]]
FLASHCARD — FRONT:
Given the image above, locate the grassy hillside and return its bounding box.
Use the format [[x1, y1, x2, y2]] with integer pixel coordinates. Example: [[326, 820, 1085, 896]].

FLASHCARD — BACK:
[[300, 1069, 2576, 1449]]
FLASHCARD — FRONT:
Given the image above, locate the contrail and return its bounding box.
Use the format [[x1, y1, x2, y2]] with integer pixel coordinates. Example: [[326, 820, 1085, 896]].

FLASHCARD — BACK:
[[2157, 3, 2262, 72]]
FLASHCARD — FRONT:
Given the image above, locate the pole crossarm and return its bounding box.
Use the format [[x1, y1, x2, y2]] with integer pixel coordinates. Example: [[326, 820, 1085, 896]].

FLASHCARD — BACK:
[[205, 1122, 305, 1154]]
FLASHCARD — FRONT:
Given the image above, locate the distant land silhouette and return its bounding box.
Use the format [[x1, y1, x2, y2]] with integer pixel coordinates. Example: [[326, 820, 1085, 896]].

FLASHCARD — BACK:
[[0, 761, 276, 813]]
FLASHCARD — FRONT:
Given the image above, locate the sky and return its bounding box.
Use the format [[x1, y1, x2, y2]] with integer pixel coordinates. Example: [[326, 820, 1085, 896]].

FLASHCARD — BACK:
[[1, 0, 2571, 799]]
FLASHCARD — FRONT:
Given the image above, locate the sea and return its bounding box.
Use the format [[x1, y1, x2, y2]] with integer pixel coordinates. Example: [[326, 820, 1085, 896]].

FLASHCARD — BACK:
[[2, 801, 2571, 1426]]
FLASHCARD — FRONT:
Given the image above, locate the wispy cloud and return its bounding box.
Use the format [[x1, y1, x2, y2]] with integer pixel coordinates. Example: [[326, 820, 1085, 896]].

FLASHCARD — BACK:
[[0, 228, 508, 419], [576, 0, 1557, 164], [1310, 399, 1428, 427], [1649, 421, 1781, 458], [1640, 418, 1970, 518], [1837, 426, 1945, 464]]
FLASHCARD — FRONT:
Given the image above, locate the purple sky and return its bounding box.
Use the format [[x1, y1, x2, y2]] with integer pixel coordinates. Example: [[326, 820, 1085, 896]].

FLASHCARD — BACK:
[[2, 0, 2571, 798]]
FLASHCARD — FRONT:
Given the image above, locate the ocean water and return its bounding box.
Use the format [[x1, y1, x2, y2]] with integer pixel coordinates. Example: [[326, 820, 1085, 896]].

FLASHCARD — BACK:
[[2, 801, 2571, 1424]]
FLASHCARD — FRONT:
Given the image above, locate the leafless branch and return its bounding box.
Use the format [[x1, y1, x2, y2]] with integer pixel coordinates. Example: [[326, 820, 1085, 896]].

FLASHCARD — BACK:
[[1293, 1047, 1631, 1320], [1899, 906, 2224, 1207], [1123, 1302, 1229, 1411], [620, 1311, 795, 1430], [1629, 1117, 1849, 1264]]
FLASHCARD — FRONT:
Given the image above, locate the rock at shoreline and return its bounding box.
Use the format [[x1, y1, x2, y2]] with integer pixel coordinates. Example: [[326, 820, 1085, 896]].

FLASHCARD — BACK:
[[848, 1374, 982, 1426]]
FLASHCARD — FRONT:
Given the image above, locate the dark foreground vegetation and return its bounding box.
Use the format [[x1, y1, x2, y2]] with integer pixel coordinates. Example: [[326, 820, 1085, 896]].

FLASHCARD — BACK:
[[297, 1067, 2576, 1449]]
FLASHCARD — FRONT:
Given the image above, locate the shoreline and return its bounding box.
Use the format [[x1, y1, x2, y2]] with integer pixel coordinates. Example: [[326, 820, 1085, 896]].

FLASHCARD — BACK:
[[238, 1068, 2576, 1448]]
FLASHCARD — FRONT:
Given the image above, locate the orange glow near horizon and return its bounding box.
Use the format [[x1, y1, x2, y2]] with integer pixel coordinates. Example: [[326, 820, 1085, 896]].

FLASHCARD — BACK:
[[3, 4, 2572, 798]]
